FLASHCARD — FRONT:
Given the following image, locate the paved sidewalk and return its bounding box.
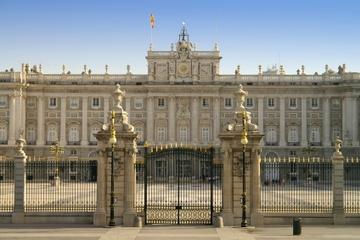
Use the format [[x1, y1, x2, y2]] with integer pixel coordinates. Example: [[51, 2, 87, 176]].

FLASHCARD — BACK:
[[0, 225, 360, 240]]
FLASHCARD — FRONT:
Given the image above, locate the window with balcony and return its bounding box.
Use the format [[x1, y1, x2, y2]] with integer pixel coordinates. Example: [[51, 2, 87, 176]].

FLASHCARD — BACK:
[[288, 127, 299, 145], [157, 127, 166, 142], [0, 125, 7, 144], [309, 127, 320, 145], [27, 126, 36, 144], [201, 127, 210, 143], [179, 127, 188, 143], [266, 127, 277, 145], [68, 126, 80, 144], [47, 125, 58, 143]]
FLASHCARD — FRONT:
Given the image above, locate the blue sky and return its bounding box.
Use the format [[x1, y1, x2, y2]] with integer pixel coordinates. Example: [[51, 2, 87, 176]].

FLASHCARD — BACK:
[[0, 0, 359, 74]]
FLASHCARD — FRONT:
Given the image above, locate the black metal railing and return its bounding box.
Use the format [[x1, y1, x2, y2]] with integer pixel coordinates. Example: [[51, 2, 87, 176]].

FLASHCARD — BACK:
[[260, 157, 332, 213], [0, 159, 14, 212], [344, 157, 360, 213], [25, 157, 97, 212]]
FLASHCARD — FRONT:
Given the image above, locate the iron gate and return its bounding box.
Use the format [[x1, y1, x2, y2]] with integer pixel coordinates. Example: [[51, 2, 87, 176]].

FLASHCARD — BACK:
[[136, 146, 222, 225]]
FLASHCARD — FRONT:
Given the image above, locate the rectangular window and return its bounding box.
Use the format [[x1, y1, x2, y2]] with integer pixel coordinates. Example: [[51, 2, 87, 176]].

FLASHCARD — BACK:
[[157, 127, 166, 142], [158, 98, 165, 108], [92, 97, 100, 109], [179, 127, 188, 142], [134, 98, 143, 109], [289, 98, 297, 108], [201, 127, 210, 143], [224, 98, 232, 108], [69, 98, 79, 109], [202, 98, 209, 108], [49, 97, 57, 108], [246, 98, 254, 108], [0, 96, 7, 107], [267, 98, 275, 108], [311, 98, 319, 108]]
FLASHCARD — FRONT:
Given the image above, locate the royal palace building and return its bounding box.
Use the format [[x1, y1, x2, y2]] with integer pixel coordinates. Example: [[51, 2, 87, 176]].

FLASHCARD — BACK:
[[0, 26, 359, 160]]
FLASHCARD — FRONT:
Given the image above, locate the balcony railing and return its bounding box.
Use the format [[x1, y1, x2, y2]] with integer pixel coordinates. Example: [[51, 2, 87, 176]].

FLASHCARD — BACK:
[[68, 141, 80, 146]]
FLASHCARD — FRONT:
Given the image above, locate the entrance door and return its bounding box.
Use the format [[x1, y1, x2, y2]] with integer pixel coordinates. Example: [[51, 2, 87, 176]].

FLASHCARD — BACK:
[[139, 146, 222, 225]]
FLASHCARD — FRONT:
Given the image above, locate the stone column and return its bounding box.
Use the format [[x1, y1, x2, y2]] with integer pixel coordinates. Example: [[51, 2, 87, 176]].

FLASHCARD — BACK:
[[81, 96, 88, 145], [191, 97, 198, 143], [12, 138, 27, 224], [220, 141, 234, 225], [146, 97, 154, 143], [332, 149, 345, 224], [323, 97, 331, 147], [169, 96, 176, 142], [279, 97, 286, 146], [351, 97, 359, 146], [60, 97, 66, 145], [104, 97, 109, 123], [123, 142, 137, 226], [257, 97, 264, 136], [213, 97, 220, 144], [250, 147, 263, 226], [301, 97, 307, 146], [36, 96, 45, 145], [93, 148, 107, 226], [8, 94, 16, 145]]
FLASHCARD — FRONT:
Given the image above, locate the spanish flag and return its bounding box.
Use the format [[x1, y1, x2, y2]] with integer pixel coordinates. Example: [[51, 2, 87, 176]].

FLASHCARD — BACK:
[[150, 14, 155, 28]]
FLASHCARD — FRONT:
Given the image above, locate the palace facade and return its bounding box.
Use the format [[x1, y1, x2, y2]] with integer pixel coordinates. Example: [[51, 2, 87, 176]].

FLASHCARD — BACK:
[[0, 26, 359, 159]]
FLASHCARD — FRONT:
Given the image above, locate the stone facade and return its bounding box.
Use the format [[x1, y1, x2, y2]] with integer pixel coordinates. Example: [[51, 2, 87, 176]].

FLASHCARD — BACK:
[[0, 26, 359, 161]]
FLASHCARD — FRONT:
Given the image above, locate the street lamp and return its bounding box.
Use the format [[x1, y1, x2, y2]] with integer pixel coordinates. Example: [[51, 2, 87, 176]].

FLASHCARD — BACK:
[[240, 111, 248, 228], [109, 111, 117, 226]]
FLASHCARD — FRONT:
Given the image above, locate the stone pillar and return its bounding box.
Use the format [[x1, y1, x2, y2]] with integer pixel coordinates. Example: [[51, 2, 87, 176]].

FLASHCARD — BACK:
[[220, 141, 234, 225], [93, 148, 107, 226], [12, 138, 27, 224], [146, 97, 154, 143], [323, 97, 331, 147], [351, 97, 359, 146], [250, 147, 263, 226], [36, 96, 45, 145], [8, 94, 16, 145], [301, 97, 307, 146], [94, 84, 138, 227], [191, 97, 198, 143], [60, 97, 66, 145], [213, 97, 220, 145], [169, 96, 176, 142], [81, 96, 88, 145], [104, 97, 109, 124], [332, 142, 345, 225], [279, 97, 286, 146]]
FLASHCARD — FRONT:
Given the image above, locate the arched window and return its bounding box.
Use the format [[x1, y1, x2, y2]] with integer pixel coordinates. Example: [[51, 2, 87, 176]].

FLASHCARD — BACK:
[[0, 125, 7, 144], [288, 126, 299, 144], [68, 125, 79, 144], [310, 127, 320, 144], [27, 126, 36, 144], [266, 127, 277, 145], [47, 125, 58, 143], [89, 126, 99, 143]]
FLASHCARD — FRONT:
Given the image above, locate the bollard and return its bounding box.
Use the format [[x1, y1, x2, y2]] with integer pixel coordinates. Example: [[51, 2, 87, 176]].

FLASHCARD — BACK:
[[293, 218, 302, 235], [215, 216, 224, 228], [135, 216, 143, 228]]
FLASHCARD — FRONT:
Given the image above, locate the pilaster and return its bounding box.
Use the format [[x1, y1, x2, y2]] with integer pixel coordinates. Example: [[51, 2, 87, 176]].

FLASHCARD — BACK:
[[351, 97, 359, 146], [169, 96, 176, 142], [81, 96, 88, 146], [323, 97, 331, 147], [213, 97, 220, 145], [104, 97, 109, 123], [279, 97, 286, 146], [93, 149, 107, 226], [8, 94, 16, 145], [146, 97, 154, 143], [36, 96, 45, 145], [191, 97, 198, 143], [60, 97, 66, 146], [301, 97, 307, 146]]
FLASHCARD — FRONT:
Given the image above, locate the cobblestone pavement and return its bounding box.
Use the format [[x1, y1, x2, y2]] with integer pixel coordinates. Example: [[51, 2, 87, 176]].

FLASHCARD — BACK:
[[0, 225, 360, 240]]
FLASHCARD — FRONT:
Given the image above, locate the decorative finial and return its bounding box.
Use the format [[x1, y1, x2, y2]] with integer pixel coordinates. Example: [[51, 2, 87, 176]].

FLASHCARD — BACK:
[[113, 84, 125, 111], [84, 65, 87, 74], [105, 64, 108, 74], [62, 64, 65, 74], [214, 42, 219, 51], [325, 64, 329, 73], [258, 65, 262, 75], [280, 65, 284, 75], [39, 64, 42, 73], [149, 43, 153, 51], [342, 64, 346, 73], [127, 64, 131, 74], [171, 43, 174, 51], [236, 65, 240, 75], [301, 65, 305, 75]]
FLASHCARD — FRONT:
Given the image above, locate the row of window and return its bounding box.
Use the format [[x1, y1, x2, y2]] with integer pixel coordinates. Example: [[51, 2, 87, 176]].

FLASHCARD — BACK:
[[48, 97, 101, 109], [265, 127, 341, 145]]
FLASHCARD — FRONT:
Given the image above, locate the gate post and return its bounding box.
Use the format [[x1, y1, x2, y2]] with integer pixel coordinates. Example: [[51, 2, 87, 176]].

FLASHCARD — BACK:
[[218, 85, 263, 226], [94, 84, 138, 226], [12, 137, 27, 224], [332, 137, 345, 225]]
